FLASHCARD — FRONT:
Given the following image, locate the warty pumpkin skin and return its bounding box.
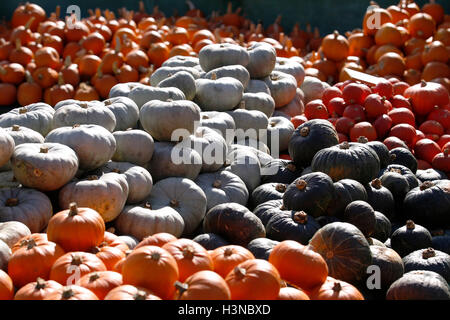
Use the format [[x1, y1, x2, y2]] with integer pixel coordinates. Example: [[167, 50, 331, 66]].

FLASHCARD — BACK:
[[282, 172, 336, 218], [386, 270, 450, 300], [45, 124, 116, 171], [390, 220, 433, 258], [0, 103, 55, 136], [148, 177, 207, 236], [103, 284, 161, 300], [121, 245, 179, 300], [112, 129, 154, 166], [14, 278, 63, 300], [47, 203, 105, 253], [52, 100, 117, 132], [0, 187, 52, 233], [58, 172, 129, 223], [246, 42, 276, 79], [309, 222, 372, 284], [225, 259, 281, 300], [0, 129, 14, 169], [288, 119, 339, 167], [402, 180, 450, 230], [8, 234, 65, 288], [115, 203, 185, 241], [198, 43, 250, 72], [195, 170, 248, 211], [402, 248, 450, 282], [140, 99, 201, 142], [203, 202, 266, 247], [174, 270, 231, 300], [11, 142, 79, 192], [194, 76, 244, 112]]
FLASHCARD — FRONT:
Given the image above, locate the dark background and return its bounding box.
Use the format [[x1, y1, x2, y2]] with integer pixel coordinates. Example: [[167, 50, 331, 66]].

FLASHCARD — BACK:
[[0, 0, 449, 35]]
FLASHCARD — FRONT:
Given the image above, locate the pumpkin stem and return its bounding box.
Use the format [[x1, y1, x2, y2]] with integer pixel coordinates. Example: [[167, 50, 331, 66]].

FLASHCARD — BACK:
[[286, 163, 296, 172], [332, 282, 342, 292], [86, 175, 99, 181], [333, 30, 339, 38], [182, 245, 195, 259], [340, 141, 350, 149], [299, 126, 310, 137], [174, 281, 188, 298], [90, 246, 101, 254], [24, 238, 37, 250], [224, 247, 234, 257], [133, 290, 148, 300], [169, 199, 179, 208], [212, 180, 222, 188], [295, 179, 307, 191], [293, 211, 308, 224], [275, 184, 287, 193], [234, 266, 246, 279], [89, 273, 100, 282], [24, 16, 36, 30], [210, 72, 217, 80], [35, 278, 47, 290], [420, 181, 434, 191], [150, 252, 161, 261], [19, 107, 28, 114], [5, 198, 19, 207], [12, 124, 20, 131], [357, 136, 368, 143], [406, 220, 415, 230], [422, 248, 436, 259], [68, 203, 81, 217], [40, 146, 49, 154], [420, 80, 427, 87], [71, 255, 83, 266], [371, 178, 382, 189], [144, 202, 152, 209], [61, 287, 75, 300]]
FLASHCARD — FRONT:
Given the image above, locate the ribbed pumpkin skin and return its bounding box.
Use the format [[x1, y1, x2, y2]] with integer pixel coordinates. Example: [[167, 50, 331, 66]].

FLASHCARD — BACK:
[[247, 238, 280, 261], [282, 172, 336, 218], [311, 142, 380, 184], [309, 222, 372, 284], [343, 201, 376, 237], [389, 147, 418, 174], [261, 159, 303, 185], [192, 233, 229, 251], [402, 248, 450, 282], [364, 141, 390, 169], [390, 221, 433, 257], [253, 199, 284, 227], [369, 246, 404, 291], [266, 211, 320, 245], [386, 270, 450, 300], [365, 179, 396, 218], [372, 211, 392, 242], [288, 119, 339, 167]]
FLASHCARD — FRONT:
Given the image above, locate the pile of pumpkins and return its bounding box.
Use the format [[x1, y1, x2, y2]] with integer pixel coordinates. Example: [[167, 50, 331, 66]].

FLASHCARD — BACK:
[[0, 33, 449, 300], [0, 1, 320, 107]]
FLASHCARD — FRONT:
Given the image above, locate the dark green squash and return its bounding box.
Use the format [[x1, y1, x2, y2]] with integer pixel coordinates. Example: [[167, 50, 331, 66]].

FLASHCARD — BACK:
[[402, 248, 450, 282], [388, 147, 418, 174], [311, 141, 381, 184], [368, 246, 404, 292], [247, 238, 280, 260], [403, 180, 450, 230], [379, 171, 410, 212], [250, 183, 287, 209], [432, 230, 450, 255], [386, 270, 450, 300], [192, 233, 230, 250], [282, 172, 336, 218], [316, 215, 341, 227], [309, 222, 372, 284], [390, 220, 433, 257], [373, 211, 392, 243], [260, 159, 302, 184], [380, 164, 420, 190], [415, 168, 447, 182], [252, 199, 284, 227], [326, 181, 353, 217], [343, 200, 376, 237], [338, 179, 368, 202], [288, 119, 339, 167], [265, 210, 320, 245], [203, 202, 266, 246], [367, 237, 386, 247], [361, 139, 391, 169], [365, 178, 395, 218]]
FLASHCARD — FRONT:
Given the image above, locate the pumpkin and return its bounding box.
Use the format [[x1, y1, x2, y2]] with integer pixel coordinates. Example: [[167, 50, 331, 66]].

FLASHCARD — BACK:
[[288, 119, 339, 167], [102, 97, 139, 132], [162, 238, 213, 282], [363, 141, 391, 169], [225, 259, 281, 300], [309, 277, 364, 300], [403, 81, 449, 116], [403, 180, 450, 230], [246, 42, 276, 79], [227, 108, 268, 141], [390, 220, 433, 258], [373, 211, 392, 243], [264, 71, 297, 108], [368, 246, 404, 292], [282, 172, 335, 218], [103, 284, 161, 300], [260, 159, 302, 185], [0, 129, 14, 170], [198, 43, 249, 72], [116, 202, 184, 241], [146, 142, 202, 182], [194, 75, 244, 111], [203, 203, 265, 247], [90, 232, 129, 270], [209, 245, 254, 278], [250, 183, 286, 209], [14, 278, 62, 300], [76, 271, 123, 300], [45, 124, 115, 171], [432, 230, 450, 255], [134, 233, 179, 250], [0, 221, 30, 248], [415, 168, 447, 182], [49, 252, 107, 286], [309, 222, 372, 284], [365, 178, 395, 218], [247, 237, 280, 261], [278, 286, 310, 300], [199, 111, 236, 145], [0, 103, 55, 136], [8, 234, 65, 288], [240, 93, 276, 119], [386, 270, 450, 300], [174, 270, 231, 300], [112, 130, 154, 166], [225, 146, 262, 193], [59, 173, 129, 223], [52, 100, 117, 132], [195, 170, 248, 211], [192, 233, 229, 251], [343, 200, 376, 237], [150, 66, 200, 87], [157, 71, 196, 101], [389, 147, 418, 174], [245, 79, 271, 95], [275, 57, 305, 86], [121, 245, 179, 300], [203, 64, 250, 89], [312, 141, 381, 184], [269, 240, 328, 290], [0, 269, 13, 300], [0, 83, 17, 106], [44, 285, 98, 300], [408, 13, 436, 39], [140, 99, 201, 142], [162, 56, 200, 68], [402, 248, 450, 282], [321, 31, 349, 62]]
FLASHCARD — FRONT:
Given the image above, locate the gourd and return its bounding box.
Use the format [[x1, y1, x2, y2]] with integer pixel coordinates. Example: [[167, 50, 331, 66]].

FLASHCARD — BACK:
[[343, 201, 376, 237], [266, 117, 295, 152], [373, 211, 392, 243], [0, 103, 55, 136], [45, 124, 116, 171], [147, 177, 207, 235], [192, 233, 229, 251], [174, 270, 231, 300], [103, 285, 161, 300], [225, 146, 261, 194], [226, 108, 268, 141], [245, 79, 271, 95], [369, 246, 404, 292], [112, 129, 154, 166], [149, 66, 201, 87], [251, 183, 287, 209], [365, 178, 396, 218], [389, 147, 418, 173], [11, 143, 79, 192], [162, 56, 200, 68], [274, 57, 306, 86], [247, 237, 280, 260], [108, 82, 144, 98], [76, 271, 123, 300], [253, 199, 284, 227]]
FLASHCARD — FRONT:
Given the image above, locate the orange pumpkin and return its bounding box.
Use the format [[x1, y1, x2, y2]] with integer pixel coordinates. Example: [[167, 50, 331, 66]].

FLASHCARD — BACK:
[[174, 270, 231, 300], [104, 285, 161, 300], [363, 7, 392, 36], [0, 270, 14, 300], [421, 41, 449, 65], [11, 3, 46, 31], [348, 32, 374, 58], [422, 0, 445, 24], [147, 42, 170, 68], [209, 245, 255, 278], [0, 83, 17, 106], [377, 52, 406, 77], [374, 23, 403, 47], [321, 30, 349, 62], [14, 278, 63, 300], [0, 63, 25, 84], [17, 70, 42, 106], [81, 32, 105, 55], [422, 61, 450, 81], [9, 38, 33, 66], [90, 232, 128, 270], [309, 277, 364, 300], [408, 13, 436, 39], [76, 271, 123, 300], [44, 285, 98, 300], [278, 286, 310, 300], [135, 233, 178, 250], [32, 66, 58, 88]]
